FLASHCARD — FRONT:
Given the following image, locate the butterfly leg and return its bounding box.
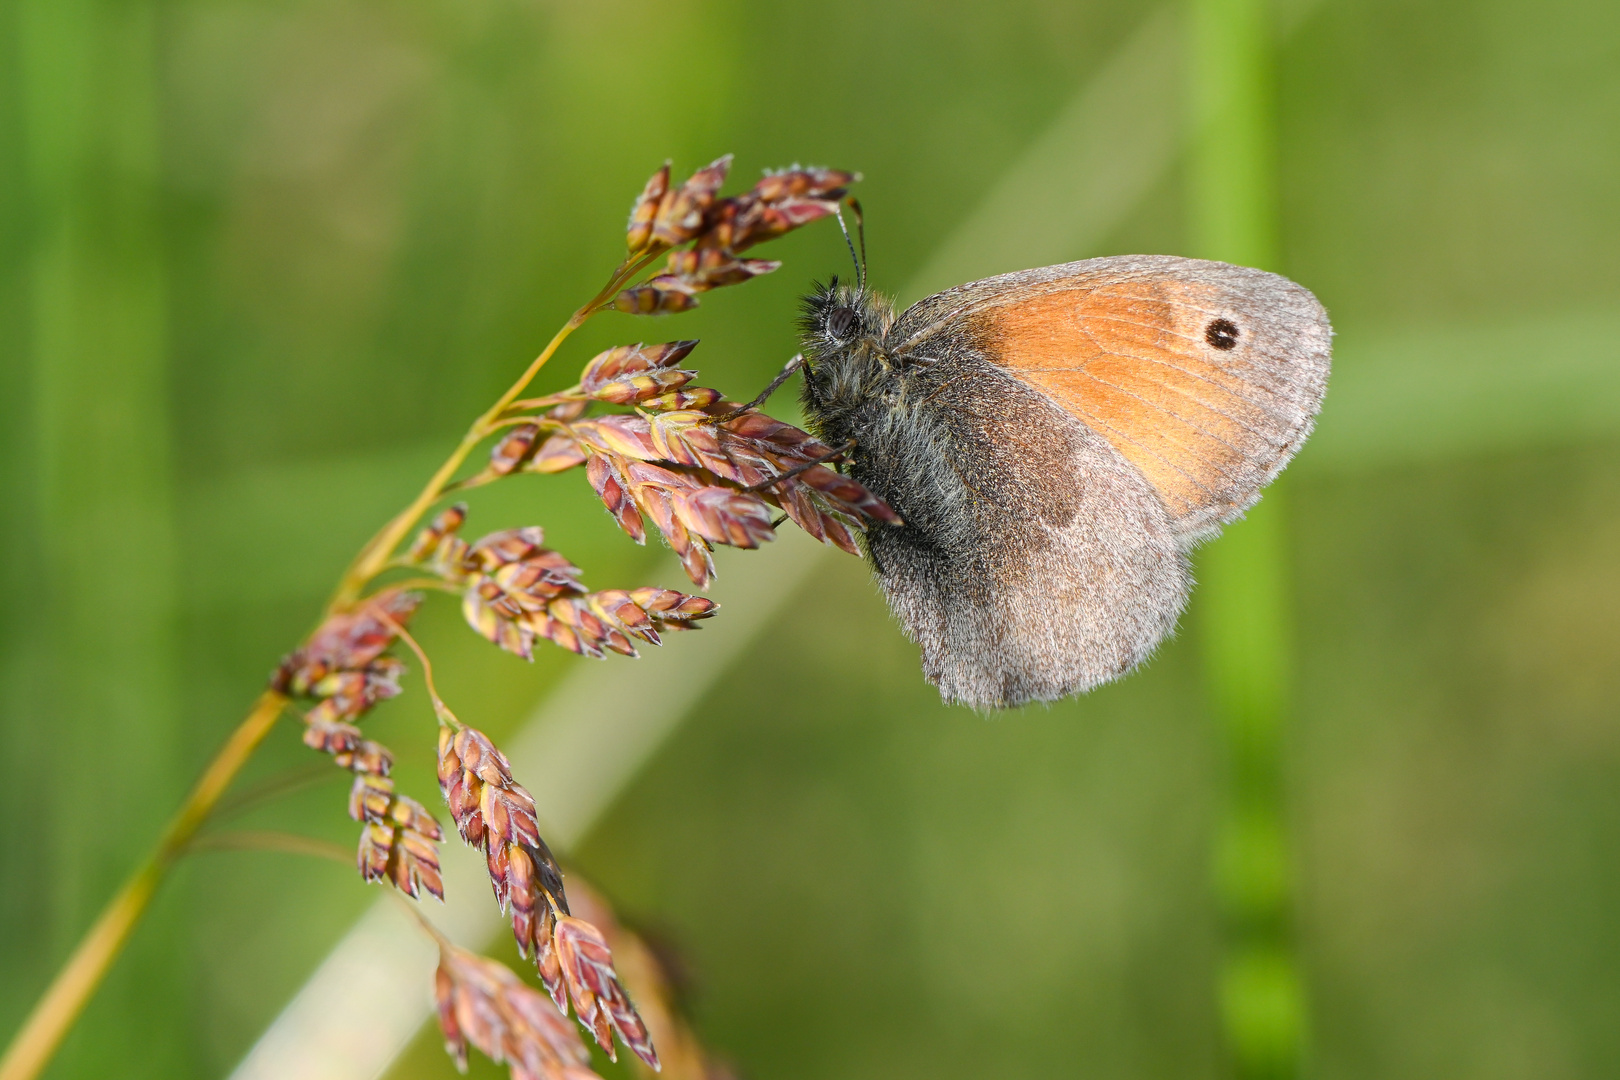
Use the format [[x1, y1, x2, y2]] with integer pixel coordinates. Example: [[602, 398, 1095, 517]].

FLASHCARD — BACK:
[[742, 439, 856, 493], [706, 353, 804, 424]]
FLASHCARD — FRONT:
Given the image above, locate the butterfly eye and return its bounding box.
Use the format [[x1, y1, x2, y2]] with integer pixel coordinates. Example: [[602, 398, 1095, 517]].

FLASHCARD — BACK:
[[1205, 318, 1240, 350], [827, 306, 859, 340]]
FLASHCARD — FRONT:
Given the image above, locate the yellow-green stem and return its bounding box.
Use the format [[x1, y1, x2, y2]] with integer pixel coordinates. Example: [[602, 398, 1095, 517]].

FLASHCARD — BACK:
[[1, 245, 661, 1080], [0, 690, 286, 1080], [331, 249, 659, 610]]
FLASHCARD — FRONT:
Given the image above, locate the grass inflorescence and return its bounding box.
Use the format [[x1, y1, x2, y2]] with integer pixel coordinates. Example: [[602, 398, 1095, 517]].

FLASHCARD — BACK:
[[2, 155, 888, 1080]]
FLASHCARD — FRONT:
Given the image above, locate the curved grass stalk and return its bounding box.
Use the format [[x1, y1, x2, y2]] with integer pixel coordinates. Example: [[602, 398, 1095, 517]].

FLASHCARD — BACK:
[[0, 251, 656, 1080]]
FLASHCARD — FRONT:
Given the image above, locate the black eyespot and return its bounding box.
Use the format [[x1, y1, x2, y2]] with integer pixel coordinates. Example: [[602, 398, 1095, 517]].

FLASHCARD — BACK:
[[1205, 318, 1240, 350], [827, 306, 858, 340]]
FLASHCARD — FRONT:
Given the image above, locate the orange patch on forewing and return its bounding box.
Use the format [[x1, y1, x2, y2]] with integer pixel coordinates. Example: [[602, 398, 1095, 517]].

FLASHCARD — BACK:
[[985, 282, 1279, 522]]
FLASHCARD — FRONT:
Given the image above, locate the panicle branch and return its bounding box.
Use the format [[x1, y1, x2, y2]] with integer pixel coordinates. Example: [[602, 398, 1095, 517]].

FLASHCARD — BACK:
[[617, 156, 857, 313], [565, 881, 739, 1080], [437, 725, 566, 975], [436, 726, 660, 1069], [429, 871, 737, 1080], [402, 508, 718, 660], [272, 591, 445, 901], [434, 943, 597, 1080]]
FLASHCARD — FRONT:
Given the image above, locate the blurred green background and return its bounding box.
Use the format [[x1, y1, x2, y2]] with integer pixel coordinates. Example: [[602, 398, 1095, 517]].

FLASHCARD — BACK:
[[4, 0, 1620, 1078]]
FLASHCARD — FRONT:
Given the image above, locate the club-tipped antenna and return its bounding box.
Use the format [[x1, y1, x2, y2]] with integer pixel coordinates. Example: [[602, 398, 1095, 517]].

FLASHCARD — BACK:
[[834, 203, 864, 290], [847, 197, 867, 288]]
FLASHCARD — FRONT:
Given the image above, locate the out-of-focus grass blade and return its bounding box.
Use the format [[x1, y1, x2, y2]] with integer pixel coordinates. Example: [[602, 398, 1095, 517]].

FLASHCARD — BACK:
[[179, 446, 447, 610], [12, 0, 187, 1075], [1303, 312, 1620, 472], [903, 7, 1181, 301]]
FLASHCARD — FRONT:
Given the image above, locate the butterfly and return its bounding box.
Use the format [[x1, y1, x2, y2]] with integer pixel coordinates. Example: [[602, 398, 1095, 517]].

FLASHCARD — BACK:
[[796, 254, 1331, 709]]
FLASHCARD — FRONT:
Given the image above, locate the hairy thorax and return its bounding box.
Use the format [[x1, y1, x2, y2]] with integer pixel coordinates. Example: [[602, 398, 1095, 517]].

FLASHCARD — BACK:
[[798, 282, 1080, 564], [799, 284, 954, 539]]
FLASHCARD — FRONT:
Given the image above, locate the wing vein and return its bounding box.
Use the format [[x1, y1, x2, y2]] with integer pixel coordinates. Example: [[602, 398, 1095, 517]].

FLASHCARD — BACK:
[[1070, 365, 1280, 444], [1071, 371, 1252, 464], [1075, 410, 1222, 501], [1028, 345, 1293, 421]]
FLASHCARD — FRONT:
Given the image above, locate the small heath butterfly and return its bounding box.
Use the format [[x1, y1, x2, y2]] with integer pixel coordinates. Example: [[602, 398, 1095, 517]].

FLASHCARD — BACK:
[[797, 254, 1331, 708]]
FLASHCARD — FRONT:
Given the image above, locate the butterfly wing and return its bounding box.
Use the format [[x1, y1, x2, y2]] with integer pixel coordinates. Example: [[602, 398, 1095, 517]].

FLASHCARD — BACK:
[[895, 255, 1331, 539], [858, 256, 1329, 706], [858, 363, 1189, 709]]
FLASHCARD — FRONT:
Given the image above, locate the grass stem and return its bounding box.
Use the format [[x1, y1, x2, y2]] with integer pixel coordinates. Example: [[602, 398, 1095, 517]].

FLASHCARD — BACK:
[[0, 247, 661, 1080], [0, 691, 287, 1080]]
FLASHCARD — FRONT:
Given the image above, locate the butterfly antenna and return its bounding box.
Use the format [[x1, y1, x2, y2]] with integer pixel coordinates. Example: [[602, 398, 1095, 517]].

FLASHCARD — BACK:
[[847, 197, 867, 289], [834, 204, 863, 290]]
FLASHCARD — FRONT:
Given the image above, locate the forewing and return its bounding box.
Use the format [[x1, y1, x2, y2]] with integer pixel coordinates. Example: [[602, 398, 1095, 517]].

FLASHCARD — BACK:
[[899, 255, 1331, 536]]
